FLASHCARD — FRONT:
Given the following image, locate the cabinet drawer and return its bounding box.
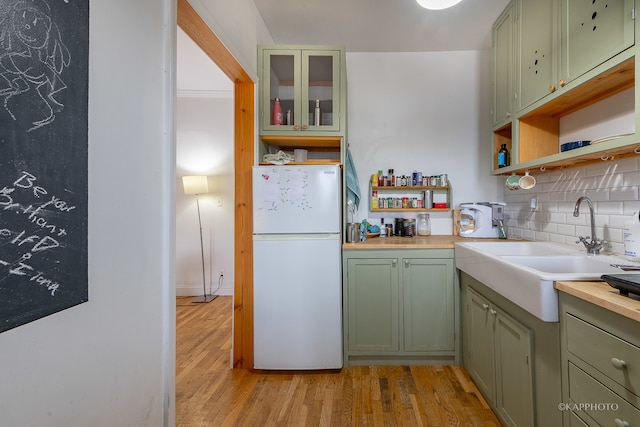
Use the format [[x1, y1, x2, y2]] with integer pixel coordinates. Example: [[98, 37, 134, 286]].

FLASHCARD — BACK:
[[566, 313, 640, 394], [569, 363, 640, 426]]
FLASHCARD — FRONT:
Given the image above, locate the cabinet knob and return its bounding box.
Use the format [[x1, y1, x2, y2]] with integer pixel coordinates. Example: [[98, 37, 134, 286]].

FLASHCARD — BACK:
[[614, 419, 630, 427], [293, 125, 300, 131], [302, 124, 308, 130], [404, 259, 410, 267], [482, 303, 489, 311], [489, 309, 497, 316], [391, 260, 397, 267], [611, 357, 627, 370], [548, 85, 557, 92], [559, 79, 567, 87]]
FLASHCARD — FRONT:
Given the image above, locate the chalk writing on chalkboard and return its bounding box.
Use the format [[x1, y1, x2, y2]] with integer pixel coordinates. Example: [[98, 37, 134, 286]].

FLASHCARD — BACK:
[[0, 0, 71, 132], [0, 0, 89, 333], [0, 171, 74, 295]]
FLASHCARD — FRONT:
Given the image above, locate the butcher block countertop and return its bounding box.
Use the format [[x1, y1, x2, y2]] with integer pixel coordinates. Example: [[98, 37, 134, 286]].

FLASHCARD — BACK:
[[342, 235, 504, 250], [555, 281, 640, 323]]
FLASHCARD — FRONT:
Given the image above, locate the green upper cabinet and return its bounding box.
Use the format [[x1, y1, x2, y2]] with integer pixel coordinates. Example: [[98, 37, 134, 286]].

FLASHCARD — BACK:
[[516, 0, 634, 112], [562, 0, 635, 85], [492, 2, 515, 127], [516, 0, 558, 111], [490, 0, 637, 174], [258, 45, 345, 136]]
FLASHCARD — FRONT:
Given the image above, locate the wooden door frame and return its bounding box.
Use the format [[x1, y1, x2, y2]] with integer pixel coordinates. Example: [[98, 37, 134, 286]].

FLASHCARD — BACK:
[[177, 0, 254, 369]]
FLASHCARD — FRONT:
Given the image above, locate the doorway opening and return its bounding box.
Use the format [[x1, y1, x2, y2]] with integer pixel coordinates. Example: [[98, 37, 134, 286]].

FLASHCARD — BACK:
[[177, 0, 254, 369], [176, 26, 234, 301]]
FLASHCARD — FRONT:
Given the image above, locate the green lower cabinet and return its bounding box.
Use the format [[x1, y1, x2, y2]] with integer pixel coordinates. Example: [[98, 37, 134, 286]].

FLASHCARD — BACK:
[[461, 272, 562, 427], [343, 249, 458, 366], [494, 304, 535, 427], [467, 289, 496, 401], [403, 258, 455, 352], [467, 288, 534, 427], [346, 257, 399, 353], [559, 293, 640, 427]]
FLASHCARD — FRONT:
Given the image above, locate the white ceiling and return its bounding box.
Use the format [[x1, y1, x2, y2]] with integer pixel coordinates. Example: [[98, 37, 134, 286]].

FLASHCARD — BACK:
[[176, 0, 511, 91], [253, 0, 511, 52]]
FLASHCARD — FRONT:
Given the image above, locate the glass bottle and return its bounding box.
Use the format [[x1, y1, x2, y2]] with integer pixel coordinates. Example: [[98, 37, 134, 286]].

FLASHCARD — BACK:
[[498, 143, 510, 168], [272, 97, 283, 125], [314, 99, 321, 126], [417, 213, 431, 236]]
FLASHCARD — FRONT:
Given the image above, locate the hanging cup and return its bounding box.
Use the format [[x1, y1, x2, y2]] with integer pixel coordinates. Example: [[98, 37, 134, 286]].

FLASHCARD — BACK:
[[519, 171, 536, 190], [505, 174, 520, 191]]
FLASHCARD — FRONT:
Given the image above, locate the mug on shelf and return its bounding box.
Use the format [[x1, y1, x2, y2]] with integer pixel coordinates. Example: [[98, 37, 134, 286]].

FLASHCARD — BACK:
[[294, 149, 308, 162]]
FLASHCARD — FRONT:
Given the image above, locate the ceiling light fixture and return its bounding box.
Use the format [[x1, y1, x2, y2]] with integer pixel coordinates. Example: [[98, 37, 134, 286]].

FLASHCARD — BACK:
[[416, 0, 463, 10]]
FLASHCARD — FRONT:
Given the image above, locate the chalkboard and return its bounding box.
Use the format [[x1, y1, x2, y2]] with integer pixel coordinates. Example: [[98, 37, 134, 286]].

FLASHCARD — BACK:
[[0, 0, 89, 333]]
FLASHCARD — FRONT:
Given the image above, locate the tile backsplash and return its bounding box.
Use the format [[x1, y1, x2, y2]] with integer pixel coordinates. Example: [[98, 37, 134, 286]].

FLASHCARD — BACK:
[[503, 155, 640, 256]]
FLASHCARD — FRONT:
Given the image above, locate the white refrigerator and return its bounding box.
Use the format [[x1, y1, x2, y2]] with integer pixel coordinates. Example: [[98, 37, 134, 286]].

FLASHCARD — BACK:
[[252, 165, 343, 369]]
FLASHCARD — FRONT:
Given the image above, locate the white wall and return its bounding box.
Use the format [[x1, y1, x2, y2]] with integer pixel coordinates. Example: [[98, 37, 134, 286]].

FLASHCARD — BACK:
[[346, 51, 503, 233], [0, 0, 175, 426], [176, 96, 234, 296], [0, 0, 272, 425]]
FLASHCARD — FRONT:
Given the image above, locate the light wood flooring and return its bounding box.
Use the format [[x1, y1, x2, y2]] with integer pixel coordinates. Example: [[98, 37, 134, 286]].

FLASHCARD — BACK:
[[176, 296, 502, 427]]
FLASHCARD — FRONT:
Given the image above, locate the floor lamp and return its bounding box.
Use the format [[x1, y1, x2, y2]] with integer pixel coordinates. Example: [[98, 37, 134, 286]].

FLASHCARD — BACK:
[[182, 175, 217, 303]]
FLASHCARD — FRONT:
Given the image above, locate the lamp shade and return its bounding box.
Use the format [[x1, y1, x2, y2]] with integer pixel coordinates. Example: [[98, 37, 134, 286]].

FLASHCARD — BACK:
[[182, 175, 209, 195], [416, 0, 463, 10]]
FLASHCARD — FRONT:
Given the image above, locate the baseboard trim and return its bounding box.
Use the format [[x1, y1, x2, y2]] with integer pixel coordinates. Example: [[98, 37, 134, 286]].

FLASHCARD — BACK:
[[176, 284, 233, 297]]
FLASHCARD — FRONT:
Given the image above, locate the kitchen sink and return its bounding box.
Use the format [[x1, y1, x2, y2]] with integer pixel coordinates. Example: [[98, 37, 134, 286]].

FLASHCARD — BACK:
[[459, 241, 578, 256], [455, 241, 640, 322], [500, 255, 623, 274]]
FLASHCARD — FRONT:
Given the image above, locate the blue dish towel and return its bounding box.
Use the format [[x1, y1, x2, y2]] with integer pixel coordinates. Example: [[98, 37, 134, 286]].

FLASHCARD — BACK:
[[346, 148, 361, 210]]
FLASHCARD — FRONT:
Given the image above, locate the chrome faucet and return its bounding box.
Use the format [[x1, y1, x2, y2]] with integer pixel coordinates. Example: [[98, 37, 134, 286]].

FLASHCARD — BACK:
[[492, 218, 507, 239], [573, 196, 606, 254]]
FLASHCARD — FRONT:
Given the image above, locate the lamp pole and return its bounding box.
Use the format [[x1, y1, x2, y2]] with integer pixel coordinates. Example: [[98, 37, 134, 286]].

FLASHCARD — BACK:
[[182, 175, 216, 303], [193, 194, 216, 303]]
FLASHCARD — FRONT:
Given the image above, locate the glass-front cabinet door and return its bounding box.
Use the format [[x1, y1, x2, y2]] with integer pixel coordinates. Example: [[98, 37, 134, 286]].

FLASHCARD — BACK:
[[260, 47, 342, 134], [302, 50, 341, 132], [262, 49, 300, 131]]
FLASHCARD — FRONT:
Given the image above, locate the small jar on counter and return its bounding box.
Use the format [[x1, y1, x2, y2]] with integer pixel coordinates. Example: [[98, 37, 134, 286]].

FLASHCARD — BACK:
[[417, 213, 431, 236]]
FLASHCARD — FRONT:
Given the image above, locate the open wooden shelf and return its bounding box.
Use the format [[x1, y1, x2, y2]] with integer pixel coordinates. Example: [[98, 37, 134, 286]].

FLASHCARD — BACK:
[[259, 159, 341, 166], [370, 208, 451, 212], [259, 135, 341, 149], [492, 56, 637, 174]]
